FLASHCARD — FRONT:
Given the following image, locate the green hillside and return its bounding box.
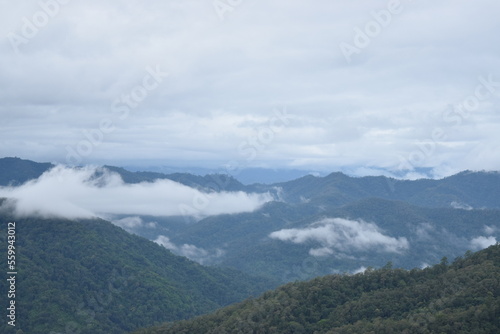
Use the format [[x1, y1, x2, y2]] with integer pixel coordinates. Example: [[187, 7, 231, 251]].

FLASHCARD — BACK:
[[0, 216, 277, 334], [133, 245, 500, 334]]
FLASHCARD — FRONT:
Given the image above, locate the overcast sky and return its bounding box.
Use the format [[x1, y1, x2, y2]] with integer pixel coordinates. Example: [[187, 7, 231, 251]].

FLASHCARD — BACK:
[[1, 0, 499, 178]]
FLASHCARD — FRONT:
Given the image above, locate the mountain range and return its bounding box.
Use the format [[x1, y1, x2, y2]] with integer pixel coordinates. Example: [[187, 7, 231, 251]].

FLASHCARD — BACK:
[[0, 157, 499, 332], [1, 157, 499, 282], [2, 157, 500, 210]]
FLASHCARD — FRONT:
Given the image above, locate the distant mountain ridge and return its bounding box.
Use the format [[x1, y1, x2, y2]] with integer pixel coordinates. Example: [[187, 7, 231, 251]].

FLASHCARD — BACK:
[[274, 170, 500, 209], [0, 158, 250, 193], [103, 165, 250, 192], [0, 157, 54, 186], [1, 157, 500, 210]]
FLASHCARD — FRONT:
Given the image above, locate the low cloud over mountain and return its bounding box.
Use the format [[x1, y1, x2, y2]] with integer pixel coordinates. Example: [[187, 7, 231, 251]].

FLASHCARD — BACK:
[[154, 235, 225, 265], [470, 236, 497, 250], [269, 218, 409, 257], [0, 165, 272, 219]]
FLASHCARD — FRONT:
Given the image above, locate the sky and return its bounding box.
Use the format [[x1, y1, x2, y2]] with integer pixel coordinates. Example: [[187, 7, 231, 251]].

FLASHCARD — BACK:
[[1, 0, 500, 179]]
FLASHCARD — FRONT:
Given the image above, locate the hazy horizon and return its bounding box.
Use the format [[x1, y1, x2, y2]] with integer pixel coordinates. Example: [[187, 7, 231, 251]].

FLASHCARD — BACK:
[[4, 155, 497, 183]]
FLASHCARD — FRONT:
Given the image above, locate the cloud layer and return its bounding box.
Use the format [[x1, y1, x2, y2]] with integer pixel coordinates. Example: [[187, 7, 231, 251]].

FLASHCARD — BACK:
[[470, 236, 497, 251], [269, 218, 409, 256], [0, 165, 272, 219], [154, 235, 224, 265], [112, 216, 158, 231]]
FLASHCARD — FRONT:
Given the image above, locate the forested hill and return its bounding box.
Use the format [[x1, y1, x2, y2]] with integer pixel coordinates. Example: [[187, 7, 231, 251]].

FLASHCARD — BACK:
[[0, 216, 277, 334], [134, 245, 500, 334]]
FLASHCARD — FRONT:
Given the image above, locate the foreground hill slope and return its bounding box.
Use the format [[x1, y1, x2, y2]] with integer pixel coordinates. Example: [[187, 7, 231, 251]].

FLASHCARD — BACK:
[[134, 245, 500, 334], [0, 216, 276, 334]]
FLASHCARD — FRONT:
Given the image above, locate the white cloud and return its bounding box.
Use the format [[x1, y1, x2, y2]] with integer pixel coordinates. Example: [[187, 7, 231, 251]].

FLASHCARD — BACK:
[[420, 263, 431, 269], [154, 235, 179, 252], [450, 201, 473, 210], [352, 266, 368, 275], [269, 218, 409, 256], [0, 165, 272, 219], [309, 247, 334, 257], [154, 235, 224, 264], [414, 223, 435, 241], [470, 236, 497, 250], [484, 225, 498, 235], [112, 216, 157, 232]]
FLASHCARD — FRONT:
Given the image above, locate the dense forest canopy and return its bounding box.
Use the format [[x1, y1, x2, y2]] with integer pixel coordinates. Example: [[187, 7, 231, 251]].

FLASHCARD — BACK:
[[134, 245, 500, 334], [0, 216, 276, 334]]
